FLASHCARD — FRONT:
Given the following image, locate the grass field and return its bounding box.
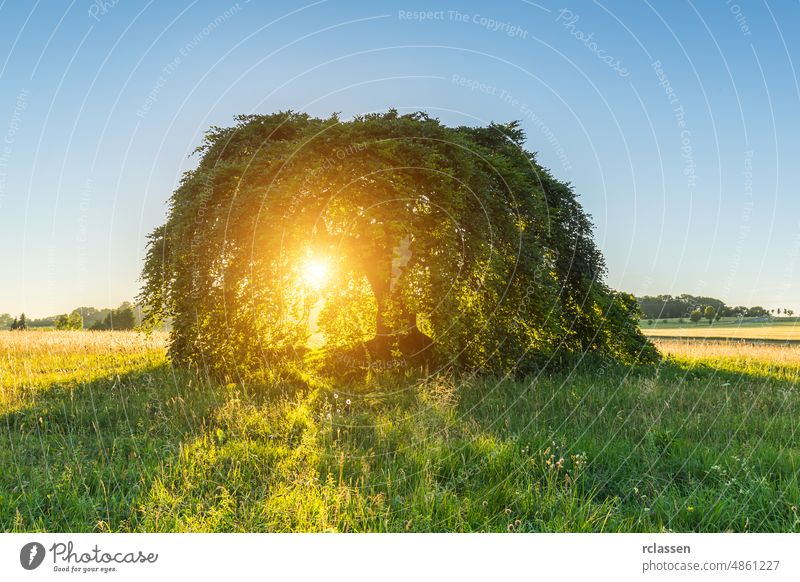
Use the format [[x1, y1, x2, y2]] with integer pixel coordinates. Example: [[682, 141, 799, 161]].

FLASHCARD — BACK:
[[1, 331, 799, 532], [641, 317, 800, 341]]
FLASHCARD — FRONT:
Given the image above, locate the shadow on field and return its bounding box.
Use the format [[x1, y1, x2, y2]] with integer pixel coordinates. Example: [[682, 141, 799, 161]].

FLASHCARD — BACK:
[[311, 358, 800, 532], [0, 362, 223, 532], [3, 354, 798, 532]]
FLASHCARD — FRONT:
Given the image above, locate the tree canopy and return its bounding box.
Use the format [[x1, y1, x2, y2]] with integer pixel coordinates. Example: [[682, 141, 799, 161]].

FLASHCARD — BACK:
[[140, 111, 656, 377]]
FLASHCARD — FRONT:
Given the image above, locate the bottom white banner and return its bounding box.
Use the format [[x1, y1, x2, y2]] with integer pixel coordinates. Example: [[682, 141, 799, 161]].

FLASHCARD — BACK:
[[0, 533, 797, 581]]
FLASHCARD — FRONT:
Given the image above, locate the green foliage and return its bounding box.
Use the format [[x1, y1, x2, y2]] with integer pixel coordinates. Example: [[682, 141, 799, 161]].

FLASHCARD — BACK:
[[90, 302, 137, 331], [140, 111, 656, 377], [704, 305, 716, 324], [690, 309, 702, 323], [55, 311, 83, 330], [74, 306, 115, 329]]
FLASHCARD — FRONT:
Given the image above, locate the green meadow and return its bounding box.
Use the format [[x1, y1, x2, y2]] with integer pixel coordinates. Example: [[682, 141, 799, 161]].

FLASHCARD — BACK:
[[1, 331, 798, 532]]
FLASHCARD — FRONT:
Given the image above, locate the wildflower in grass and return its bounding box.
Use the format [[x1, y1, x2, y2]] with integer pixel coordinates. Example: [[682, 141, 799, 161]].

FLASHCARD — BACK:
[[346, 399, 351, 406], [570, 453, 587, 471], [482, 500, 488, 507], [504, 507, 512, 515], [687, 506, 695, 512], [507, 523, 514, 531], [334, 393, 339, 399]]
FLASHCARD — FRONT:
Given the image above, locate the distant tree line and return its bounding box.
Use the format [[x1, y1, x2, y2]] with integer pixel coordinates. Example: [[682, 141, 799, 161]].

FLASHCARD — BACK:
[[637, 294, 793, 320], [86, 303, 137, 330], [0, 302, 139, 331], [6, 313, 27, 330]]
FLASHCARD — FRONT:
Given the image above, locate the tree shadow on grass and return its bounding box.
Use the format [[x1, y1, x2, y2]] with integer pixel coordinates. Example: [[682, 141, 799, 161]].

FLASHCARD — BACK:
[[452, 358, 800, 532], [311, 358, 800, 532], [0, 362, 223, 532], [9, 351, 795, 532]]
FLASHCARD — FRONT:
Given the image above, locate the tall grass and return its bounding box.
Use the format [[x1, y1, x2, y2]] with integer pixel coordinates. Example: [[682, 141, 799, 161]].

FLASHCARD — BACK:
[[1, 332, 798, 532]]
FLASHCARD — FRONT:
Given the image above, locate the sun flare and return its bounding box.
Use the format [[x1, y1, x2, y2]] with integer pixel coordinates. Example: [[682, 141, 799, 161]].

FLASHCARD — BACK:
[[301, 258, 330, 289]]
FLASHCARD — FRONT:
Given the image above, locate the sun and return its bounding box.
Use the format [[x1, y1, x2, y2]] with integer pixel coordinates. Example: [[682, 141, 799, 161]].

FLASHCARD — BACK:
[[301, 258, 330, 289]]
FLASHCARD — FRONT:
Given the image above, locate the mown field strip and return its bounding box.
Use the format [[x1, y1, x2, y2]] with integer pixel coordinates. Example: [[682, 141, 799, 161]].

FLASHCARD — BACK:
[[643, 324, 800, 341]]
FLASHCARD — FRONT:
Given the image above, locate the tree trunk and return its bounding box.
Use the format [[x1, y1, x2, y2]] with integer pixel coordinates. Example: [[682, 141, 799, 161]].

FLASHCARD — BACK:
[[361, 250, 432, 362], [313, 221, 432, 363]]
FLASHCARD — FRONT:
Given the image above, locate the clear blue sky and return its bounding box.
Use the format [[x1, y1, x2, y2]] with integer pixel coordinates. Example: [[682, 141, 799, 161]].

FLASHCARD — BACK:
[[0, 0, 798, 317]]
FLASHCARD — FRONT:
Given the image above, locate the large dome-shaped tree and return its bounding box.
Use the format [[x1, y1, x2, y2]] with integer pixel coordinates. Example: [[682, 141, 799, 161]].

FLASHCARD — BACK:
[[140, 110, 656, 377]]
